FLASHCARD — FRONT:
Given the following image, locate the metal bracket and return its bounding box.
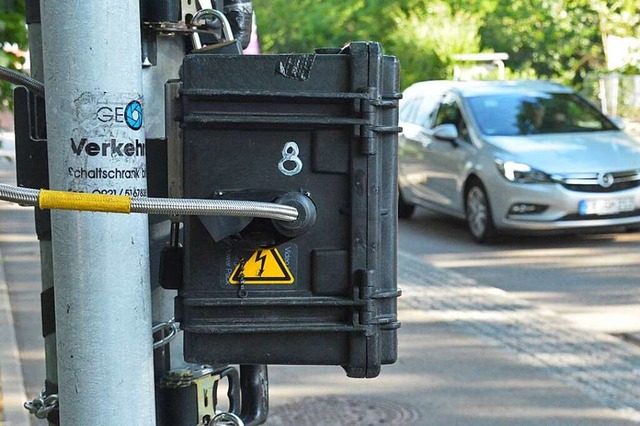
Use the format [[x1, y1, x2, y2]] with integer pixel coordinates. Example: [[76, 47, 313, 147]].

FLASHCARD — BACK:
[[161, 365, 241, 424], [165, 80, 183, 203]]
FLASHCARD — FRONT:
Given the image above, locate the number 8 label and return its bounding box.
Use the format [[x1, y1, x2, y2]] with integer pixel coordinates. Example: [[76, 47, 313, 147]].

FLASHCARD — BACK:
[[278, 141, 303, 176]]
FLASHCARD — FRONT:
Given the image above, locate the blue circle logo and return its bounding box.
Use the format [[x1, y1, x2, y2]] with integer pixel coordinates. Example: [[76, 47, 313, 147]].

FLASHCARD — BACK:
[[125, 100, 143, 130]]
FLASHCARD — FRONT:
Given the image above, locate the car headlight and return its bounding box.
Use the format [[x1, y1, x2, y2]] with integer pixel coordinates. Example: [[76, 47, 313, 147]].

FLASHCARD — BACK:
[[495, 160, 552, 184]]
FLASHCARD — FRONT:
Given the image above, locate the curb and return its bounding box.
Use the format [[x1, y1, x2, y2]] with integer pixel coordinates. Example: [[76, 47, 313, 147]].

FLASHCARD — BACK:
[[0, 244, 31, 425]]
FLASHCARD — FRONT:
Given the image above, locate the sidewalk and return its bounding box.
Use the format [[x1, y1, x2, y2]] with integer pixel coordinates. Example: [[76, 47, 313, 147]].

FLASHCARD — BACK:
[[0, 223, 31, 426], [268, 312, 638, 425], [1, 174, 640, 424], [265, 253, 640, 425], [0, 164, 44, 426]]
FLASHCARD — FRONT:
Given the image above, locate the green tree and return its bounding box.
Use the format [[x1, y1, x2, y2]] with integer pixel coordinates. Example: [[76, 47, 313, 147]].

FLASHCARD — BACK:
[[253, 0, 357, 53], [252, 0, 400, 54], [587, 0, 640, 69], [479, 0, 594, 83], [386, 1, 482, 86], [0, 0, 27, 108], [252, 0, 483, 88], [477, 0, 640, 85]]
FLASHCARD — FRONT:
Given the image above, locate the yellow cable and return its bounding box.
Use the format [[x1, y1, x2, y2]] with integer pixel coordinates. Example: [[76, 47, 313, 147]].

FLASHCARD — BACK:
[[38, 190, 132, 213]]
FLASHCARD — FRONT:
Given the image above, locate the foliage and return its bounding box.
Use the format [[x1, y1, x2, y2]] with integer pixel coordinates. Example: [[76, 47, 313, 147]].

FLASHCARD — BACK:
[[385, 2, 482, 85], [615, 63, 640, 76], [588, 0, 640, 40], [0, 0, 27, 108], [253, 0, 370, 53], [0, 1, 633, 105], [253, 0, 640, 91], [477, 0, 601, 86], [253, 0, 483, 88]]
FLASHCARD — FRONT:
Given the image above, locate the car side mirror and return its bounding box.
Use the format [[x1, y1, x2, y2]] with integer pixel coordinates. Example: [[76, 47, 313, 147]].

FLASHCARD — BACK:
[[431, 123, 459, 141]]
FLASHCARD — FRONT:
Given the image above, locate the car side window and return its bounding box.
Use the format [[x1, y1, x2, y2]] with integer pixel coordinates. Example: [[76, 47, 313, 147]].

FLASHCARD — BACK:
[[433, 96, 459, 127], [433, 96, 471, 143], [400, 98, 420, 123], [415, 97, 438, 128], [458, 117, 471, 143]]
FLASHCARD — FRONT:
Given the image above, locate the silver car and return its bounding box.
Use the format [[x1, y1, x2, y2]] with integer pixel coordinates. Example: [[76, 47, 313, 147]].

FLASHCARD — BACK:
[[398, 80, 640, 242]]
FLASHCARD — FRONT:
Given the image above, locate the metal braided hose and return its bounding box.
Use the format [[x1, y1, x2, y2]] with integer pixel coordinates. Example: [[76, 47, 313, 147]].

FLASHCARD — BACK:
[[0, 184, 298, 222], [130, 197, 298, 221], [0, 184, 39, 205], [0, 66, 45, 96]]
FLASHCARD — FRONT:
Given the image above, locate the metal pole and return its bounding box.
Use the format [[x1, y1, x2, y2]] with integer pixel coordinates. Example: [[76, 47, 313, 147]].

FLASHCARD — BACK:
[[40, 1, 156, 424], [26, 3, 59, 423]]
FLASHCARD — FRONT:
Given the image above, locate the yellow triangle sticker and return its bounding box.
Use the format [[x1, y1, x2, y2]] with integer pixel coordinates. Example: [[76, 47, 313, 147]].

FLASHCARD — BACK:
[[229, 248, 294, 285]]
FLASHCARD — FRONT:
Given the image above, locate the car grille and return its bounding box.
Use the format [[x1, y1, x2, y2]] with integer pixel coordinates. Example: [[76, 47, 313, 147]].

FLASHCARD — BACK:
[[556, 170, 640, 193], [560, 209, 640, 221]]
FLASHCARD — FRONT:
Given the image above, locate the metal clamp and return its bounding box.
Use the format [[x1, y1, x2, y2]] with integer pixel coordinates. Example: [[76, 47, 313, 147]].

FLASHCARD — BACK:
[[24, 388, 59, 419], [153, 317, 179, 349], [190, 9, 235, 50], [161, 365, 242, 425]]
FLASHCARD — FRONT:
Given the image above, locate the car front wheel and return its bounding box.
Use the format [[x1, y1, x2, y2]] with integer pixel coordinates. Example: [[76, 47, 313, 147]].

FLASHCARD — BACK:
[[465, 182, 497, 243]]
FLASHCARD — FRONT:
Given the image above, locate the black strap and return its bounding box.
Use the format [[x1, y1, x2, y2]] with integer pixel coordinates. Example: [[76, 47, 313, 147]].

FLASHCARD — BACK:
[[45, 380, 59, 425], [41, 287, 56, 338]]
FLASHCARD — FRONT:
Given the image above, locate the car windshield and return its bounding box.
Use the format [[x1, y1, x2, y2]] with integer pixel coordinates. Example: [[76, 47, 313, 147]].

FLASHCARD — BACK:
[[465, 92, 618, 136]]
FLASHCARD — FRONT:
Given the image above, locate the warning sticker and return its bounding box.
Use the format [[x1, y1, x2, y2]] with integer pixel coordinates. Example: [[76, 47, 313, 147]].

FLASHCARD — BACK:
[[229, 248, 295, 285]]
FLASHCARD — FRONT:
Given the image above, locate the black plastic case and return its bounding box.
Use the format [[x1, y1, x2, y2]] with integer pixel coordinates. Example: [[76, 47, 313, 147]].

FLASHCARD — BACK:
[[179, 42, 401, 378]]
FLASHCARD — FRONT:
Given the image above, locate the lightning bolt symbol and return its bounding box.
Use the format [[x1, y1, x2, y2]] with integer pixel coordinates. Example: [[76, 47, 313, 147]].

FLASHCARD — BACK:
[[255, 250, 268, 277]]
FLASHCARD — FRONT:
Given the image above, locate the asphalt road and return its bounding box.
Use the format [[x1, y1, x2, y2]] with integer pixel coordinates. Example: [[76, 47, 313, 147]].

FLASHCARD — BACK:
[[399, 206, 640, 336]]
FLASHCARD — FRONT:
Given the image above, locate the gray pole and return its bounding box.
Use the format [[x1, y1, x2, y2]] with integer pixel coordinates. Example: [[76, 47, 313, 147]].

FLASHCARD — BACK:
[[26, 13, 59, 425], [40, 1, 156, 424]]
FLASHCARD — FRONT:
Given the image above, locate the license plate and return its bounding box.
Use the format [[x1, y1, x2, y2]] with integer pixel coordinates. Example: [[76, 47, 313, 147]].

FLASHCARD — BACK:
[[578, 197, 636, 216]]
